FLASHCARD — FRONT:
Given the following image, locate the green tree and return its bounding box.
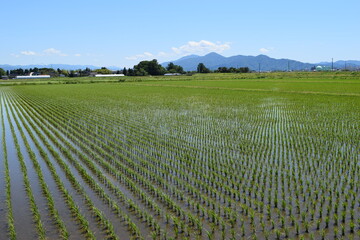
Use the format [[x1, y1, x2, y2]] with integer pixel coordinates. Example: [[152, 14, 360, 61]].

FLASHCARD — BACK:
[[127, 68, 134, 76], [94, 67, 112, 74], [0, 68, 6, 77], [122, 67, 128, 76], [135, 68, 148, 76], [216, 67, 228, 73], [216, 66, 249, 73], [167, 62, 175, 71], [39, 68, 57, 76], [197, 63, 210, 73], [69, 70, 76, 77], [59, 69, 69, 76], [238, 67, 250, 73], [11, 68, 25, 75], [134, 59, 166, 75], [166, 62, 185, 74]]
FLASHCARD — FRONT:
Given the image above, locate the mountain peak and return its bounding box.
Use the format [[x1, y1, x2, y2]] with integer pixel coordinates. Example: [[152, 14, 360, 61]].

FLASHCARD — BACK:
[[177, 54, 200, 61], [204, 52, 225, 58], [256, 54, 270, 59]]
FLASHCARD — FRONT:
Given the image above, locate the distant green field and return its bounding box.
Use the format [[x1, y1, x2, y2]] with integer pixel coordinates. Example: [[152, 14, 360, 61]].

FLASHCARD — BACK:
[[1, 71, 360, 86], [133, 78, 360, 96], [0, 73, 359, 239]]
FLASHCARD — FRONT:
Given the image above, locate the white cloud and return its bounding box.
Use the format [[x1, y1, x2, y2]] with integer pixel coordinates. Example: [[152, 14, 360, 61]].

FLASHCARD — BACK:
[[143, 52, 153, 57], [20, 50, 37, 56], [43, 48, 68, 56], [126, 52, 155, 60], [74, 53, 81, 57], [125, 55, 142, 60], [171, 40, 230, 55], [259, 47, 274, 53], [126, 40, 231, 61], [16, 48, 69, 57], [158, 51, 167, 57], [11, 53, 20, 58]]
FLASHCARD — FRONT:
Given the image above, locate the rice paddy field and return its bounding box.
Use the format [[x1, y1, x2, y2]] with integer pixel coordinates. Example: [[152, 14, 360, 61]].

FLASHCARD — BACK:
[[0, 73, 359, 239]]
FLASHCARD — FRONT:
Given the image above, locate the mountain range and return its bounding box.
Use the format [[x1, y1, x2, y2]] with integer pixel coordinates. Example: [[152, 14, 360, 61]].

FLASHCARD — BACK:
[[162, 52, 360, 71], [2, 54, 360, 72]]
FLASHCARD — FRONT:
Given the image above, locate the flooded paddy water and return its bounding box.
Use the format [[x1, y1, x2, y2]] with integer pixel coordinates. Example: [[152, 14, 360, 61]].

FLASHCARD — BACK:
[[0, 102, 7, 239], [0, 77, 359, 240]]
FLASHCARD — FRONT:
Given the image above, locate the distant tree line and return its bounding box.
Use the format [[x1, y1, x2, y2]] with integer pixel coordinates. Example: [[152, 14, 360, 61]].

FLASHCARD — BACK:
[[122, 59, 185, 76], [7, 67, 70, 77], [3, 67, 109, 78], [0, 60, 252, 79], [8, 67, 58, 76], [195, 63, 250, 74], [122, 61, 250, 76], [215, 66, 250, 73]]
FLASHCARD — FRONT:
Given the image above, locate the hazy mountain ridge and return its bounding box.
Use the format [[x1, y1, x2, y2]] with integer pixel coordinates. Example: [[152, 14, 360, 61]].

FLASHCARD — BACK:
[[162, 53, 360, 71], [319, 60, 360, 69], [2, 54, 359, 72]]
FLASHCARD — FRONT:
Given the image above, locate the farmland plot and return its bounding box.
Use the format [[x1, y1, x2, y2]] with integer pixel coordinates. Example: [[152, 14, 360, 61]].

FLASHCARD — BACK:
[[0, 77, 359, 240]]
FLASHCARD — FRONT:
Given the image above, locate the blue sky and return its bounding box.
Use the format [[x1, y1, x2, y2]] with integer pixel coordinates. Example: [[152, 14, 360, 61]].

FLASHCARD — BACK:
[[2, 0, 359, 68]]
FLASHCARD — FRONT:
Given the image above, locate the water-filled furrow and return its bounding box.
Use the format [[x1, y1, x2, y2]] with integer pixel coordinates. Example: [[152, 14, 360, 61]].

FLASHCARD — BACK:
[[10, 97, 82, 239], [6, 97, 60, 238], [38, 90, 334, 238], [2, 97, 37, 239], [0, 100, 8, 240], [9, 95, 107, 239], [12, 89, 233, 236], [17, 94, 194, 237], [21, 92, 252, 206], [14, 91, 198, 169], [13, 89, 153, 239], [23, 91, 296, 233]]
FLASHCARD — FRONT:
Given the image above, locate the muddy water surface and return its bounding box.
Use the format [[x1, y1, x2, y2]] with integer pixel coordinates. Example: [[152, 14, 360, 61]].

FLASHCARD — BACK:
[[8, 102, 61, 239], [0, 104, 8, 240], [2, 100, 37, 239], [13, 99, 97, 239]]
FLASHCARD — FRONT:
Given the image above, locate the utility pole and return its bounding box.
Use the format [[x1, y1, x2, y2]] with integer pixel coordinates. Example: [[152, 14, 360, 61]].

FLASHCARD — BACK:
[[332, 58, 334, 71], [288, 61, 290, 72], [258, 63, 261, 73]]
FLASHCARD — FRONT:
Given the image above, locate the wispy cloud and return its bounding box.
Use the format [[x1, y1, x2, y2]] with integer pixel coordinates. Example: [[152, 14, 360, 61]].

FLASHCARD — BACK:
[[43, 48, 68, 56], [13, 48, 69, 57], [125, 52, 154, 60], [126, 40, 231, 61], [11, 53, 20, 58], [20, 50, 37, 56], [259, 47, 274, 53], [172, 40, 230, 55]]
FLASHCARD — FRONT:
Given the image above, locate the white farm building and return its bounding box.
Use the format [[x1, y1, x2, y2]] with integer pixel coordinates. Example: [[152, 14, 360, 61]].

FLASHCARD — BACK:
[[16, 72, 50, 79], [95, 74, 125, 77], [16, 75, 51, 79]]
